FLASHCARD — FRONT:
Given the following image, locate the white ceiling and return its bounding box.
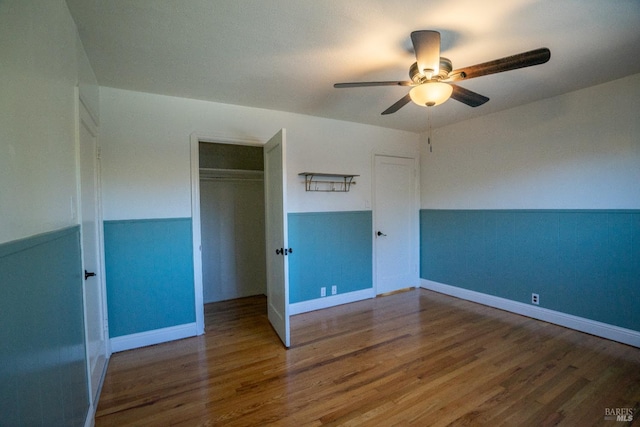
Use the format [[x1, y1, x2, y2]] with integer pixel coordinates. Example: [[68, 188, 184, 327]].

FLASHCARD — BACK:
[[66, 0, 640, 133]]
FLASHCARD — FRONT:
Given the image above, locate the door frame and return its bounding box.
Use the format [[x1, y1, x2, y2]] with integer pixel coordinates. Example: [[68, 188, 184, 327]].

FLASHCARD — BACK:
[[190, 132, 267, 334], [371, 151, 420, 294]]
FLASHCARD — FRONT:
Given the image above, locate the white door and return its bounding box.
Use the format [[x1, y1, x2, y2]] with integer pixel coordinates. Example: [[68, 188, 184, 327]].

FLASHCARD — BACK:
[[79, 100, 108, 403], [374, 155, 418, 295], [263, 129, 290, 347]]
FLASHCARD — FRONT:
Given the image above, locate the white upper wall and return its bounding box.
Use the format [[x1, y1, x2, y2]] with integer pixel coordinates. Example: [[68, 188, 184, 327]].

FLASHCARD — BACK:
[[421, 73, 640, 209], [99, 87, 420, 220], [0, 0, 98, 244]]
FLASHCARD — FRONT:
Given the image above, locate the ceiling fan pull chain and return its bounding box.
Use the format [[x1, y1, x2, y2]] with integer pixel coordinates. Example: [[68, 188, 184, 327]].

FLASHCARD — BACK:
[[428, 108, 433, 153]]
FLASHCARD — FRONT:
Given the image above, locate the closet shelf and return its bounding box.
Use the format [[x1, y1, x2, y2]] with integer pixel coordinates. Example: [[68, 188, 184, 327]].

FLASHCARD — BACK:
[[298, 172, 358, 192], [200, 168, 264, 182]]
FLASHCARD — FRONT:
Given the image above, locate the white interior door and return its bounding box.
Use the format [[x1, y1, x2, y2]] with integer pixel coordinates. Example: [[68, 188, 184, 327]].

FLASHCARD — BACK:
[[263, 129, 290, 347], [79, 100, 108, 403], [374, 155, 419, 295]]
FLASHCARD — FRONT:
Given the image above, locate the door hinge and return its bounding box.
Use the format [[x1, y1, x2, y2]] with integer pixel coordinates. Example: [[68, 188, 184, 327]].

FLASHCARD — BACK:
[[96, 146, 102, 160]]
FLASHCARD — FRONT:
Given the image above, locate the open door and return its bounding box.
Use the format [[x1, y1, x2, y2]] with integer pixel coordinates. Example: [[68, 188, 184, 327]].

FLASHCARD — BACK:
[[78, 99, 109, 405], [263, 129, 290, 347]]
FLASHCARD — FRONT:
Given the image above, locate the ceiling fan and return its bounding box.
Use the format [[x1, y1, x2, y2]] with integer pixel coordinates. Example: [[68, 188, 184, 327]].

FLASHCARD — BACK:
[[334, 31, 550, 114]]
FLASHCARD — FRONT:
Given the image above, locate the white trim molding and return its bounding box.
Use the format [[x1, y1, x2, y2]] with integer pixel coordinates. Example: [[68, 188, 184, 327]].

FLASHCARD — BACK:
[[110, 323, 198, 353], [289, 288, 375, 316], [190, 134, 205, 335], [421, 279, 640, 348]]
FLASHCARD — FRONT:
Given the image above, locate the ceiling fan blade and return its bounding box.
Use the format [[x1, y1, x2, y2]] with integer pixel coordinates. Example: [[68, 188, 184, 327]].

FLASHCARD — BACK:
[[334, 81, 412, 88], [450, 84, 490, 107], [411, 30, 441, 77], [448, 48, 551, 81], [381, 94, 412, 115]]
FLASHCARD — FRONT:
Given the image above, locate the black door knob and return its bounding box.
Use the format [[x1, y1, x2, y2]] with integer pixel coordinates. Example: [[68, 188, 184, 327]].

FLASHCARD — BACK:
[[84, 270, 96, 280]]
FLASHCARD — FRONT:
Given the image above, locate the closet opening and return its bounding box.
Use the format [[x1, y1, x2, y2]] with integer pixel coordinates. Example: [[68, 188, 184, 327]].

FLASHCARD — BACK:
[[198, 142, 267, 304]]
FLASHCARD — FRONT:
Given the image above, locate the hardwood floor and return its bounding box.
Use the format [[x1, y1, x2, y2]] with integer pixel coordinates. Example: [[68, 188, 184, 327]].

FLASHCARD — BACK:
[[95, 289, 640, 426]]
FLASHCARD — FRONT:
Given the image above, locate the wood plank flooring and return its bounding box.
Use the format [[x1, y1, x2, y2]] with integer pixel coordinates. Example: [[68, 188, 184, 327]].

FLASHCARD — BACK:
[[95, 289, 640, 426]]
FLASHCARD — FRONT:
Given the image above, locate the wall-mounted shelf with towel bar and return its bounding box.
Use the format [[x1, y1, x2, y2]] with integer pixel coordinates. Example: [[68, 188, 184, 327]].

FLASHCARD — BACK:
[[298, 172, 358, 192]]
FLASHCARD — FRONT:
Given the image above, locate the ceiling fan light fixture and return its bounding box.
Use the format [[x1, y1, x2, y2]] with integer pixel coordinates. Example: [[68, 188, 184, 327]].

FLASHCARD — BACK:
[[409, 82, 453, 107]]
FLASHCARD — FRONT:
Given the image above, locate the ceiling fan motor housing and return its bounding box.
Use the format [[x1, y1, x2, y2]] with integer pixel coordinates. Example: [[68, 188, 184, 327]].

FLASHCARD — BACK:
[[410, 58, 453, 83]]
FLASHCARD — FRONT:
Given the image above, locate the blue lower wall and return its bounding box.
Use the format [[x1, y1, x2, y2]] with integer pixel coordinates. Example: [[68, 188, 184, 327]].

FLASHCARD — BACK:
[[0, 227, 88, 426], [420, 210, 640, 331], [288, 211, 372, 303], [104, 218, 195, 337]]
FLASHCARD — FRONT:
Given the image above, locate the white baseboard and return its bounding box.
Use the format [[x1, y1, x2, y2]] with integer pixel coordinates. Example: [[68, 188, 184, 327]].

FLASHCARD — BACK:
[[421, 279, 640, 348], [290, 288, 375, 315], [110, 323, 198, 353]]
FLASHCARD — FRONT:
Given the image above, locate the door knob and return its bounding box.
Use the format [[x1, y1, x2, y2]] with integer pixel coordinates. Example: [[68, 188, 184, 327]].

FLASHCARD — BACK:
[[377, 231, 387, 237], [84, 270, 96, 280]]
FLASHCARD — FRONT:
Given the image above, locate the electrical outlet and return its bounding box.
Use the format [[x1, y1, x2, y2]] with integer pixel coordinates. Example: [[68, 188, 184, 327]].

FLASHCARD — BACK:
[[331, 285, 337, 295], [321, 287, 326, 297], [532, 293, 540, 305]]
